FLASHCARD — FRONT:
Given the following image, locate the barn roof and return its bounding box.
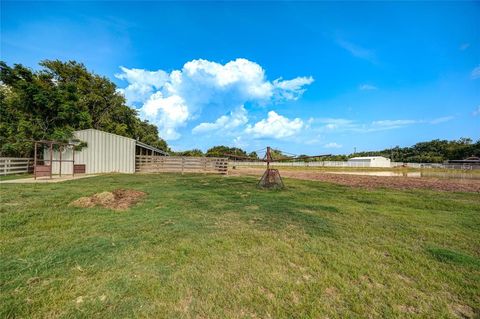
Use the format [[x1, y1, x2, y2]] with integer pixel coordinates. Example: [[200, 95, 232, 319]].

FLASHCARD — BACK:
[[136, 140, 169, 156]]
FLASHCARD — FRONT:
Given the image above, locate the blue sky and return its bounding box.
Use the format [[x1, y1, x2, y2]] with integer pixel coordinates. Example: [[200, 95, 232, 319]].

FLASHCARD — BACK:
[[2, 1, 479, 154]]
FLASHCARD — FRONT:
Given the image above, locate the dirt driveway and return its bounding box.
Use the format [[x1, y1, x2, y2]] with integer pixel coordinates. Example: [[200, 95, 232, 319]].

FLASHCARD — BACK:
[[230, 168, 480, 193]]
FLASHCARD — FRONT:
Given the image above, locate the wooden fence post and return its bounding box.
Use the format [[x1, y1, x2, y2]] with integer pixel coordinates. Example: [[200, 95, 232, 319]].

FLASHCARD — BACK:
[[49, 142, 53, 179], [34, 142, 37, 179], [59, 146, 62, 177]]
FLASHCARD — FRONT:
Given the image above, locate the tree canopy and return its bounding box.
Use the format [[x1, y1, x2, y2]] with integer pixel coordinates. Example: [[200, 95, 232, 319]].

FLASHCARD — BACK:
[[351, 138, 480, 163], [205, 146, 248, 159], [0, 60, 169, 157], [159, 139, 479, 163], [174, 149, 204, 157]]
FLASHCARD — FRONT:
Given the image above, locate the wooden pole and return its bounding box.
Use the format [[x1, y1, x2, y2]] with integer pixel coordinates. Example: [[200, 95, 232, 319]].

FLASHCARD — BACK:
[[72, 146, 75, 177], [266, 146, 271, 170], [49, 142, 53, 179], [59, 145, 62, 177], [34, 142, 37, 180]]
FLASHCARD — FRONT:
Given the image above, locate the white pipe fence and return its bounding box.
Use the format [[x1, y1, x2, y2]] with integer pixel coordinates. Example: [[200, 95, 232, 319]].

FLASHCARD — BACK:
[[230, 161, 479, 170]]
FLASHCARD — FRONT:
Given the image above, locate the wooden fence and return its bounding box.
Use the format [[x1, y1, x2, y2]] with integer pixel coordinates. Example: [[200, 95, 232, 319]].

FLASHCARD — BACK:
[[136, 156, 228, 175], [0, 157, 34, 175]]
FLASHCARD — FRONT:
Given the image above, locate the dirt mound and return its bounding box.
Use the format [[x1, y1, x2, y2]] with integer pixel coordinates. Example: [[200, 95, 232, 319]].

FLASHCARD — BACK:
[[70, 189, 146, 210]]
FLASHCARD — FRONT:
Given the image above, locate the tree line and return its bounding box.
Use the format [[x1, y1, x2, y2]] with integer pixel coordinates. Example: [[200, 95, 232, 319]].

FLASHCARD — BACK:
[[349, 138, 479, 163], [0, 60, 169, 157], [178, 139, 479, 163], [173, 146, 259, 159]]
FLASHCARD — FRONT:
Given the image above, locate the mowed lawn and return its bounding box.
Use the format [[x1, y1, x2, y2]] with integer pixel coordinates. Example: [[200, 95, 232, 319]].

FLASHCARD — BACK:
[[1, 174, 479, 318]]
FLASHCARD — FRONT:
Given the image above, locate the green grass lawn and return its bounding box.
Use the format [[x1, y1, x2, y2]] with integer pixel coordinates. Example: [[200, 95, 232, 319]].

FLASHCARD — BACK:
[[0, 173, 32, 181], [1, 174, 479, 318]]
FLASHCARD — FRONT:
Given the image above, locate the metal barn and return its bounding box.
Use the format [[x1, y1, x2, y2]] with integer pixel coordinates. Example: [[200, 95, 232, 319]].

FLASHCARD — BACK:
[[44, 129, 168, 174], [348, 156, 391, 168]]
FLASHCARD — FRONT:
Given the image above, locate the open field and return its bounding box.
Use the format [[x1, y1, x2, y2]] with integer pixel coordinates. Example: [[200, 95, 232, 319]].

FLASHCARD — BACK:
[[1, 174, 479, 318], [231, 167, 480, 192]]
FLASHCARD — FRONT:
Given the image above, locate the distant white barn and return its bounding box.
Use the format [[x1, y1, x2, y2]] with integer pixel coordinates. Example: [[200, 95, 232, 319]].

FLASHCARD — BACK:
[[348, 156, 391, 168], [44, 129, 168, 174]]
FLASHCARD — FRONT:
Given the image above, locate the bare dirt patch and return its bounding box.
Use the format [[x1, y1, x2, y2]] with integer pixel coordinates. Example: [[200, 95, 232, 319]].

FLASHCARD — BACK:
[[397, 305, 419, 314], [70, 189, 146, 210], [450, 303, 475, 319], [230, 168, 480, 193], [324, 287, 339, 298]]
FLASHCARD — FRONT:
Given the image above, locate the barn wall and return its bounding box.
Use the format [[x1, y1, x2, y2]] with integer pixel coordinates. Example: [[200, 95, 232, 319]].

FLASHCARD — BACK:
[[347, 157, 391, 168], [44, 129, 136, 174], [372, 158, 391, 168]]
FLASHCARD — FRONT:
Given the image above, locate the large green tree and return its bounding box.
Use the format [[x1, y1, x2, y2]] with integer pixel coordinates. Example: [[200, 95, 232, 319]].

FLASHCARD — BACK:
[[0, 60, 169, 157]]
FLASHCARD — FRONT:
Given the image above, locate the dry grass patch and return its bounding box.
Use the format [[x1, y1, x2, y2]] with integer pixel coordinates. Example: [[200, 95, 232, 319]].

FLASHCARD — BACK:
[[70, 189, 146, 210], [450, 303, 475, 319]]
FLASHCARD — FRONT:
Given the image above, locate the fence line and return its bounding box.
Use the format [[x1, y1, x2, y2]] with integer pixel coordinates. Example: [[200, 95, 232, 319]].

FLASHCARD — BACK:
[[230, 161, 480, 170], [136, 156, 228, 174], [0, 157, 34, 175]]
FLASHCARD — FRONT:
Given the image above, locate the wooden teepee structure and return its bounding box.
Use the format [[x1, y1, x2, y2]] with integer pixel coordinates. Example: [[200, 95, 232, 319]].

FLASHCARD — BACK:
[[226, 146, 330, 189], [257, 147, 284, 189]]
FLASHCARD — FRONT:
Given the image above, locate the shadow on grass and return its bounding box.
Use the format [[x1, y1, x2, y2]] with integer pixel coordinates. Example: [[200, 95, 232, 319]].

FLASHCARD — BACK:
[[426, 246, 480, 269]]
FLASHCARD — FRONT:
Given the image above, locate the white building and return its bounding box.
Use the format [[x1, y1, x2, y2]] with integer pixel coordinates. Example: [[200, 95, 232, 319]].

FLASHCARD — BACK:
[[348, 156, 391, 168], [44, 129, 168, 174]]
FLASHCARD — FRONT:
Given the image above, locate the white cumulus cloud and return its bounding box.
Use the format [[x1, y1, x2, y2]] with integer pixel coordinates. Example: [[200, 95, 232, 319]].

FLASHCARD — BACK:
[[245, 111, 304, 138], [116, 58, 313, 140], [115, 67, 169, 103], [142, 92, 189, 140], [192, 106, 248, 134]]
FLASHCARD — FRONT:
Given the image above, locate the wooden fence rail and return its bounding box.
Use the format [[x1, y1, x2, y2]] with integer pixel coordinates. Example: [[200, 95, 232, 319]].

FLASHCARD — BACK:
[[0, 157, 34, 175], [136, 156, 228, 175]]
